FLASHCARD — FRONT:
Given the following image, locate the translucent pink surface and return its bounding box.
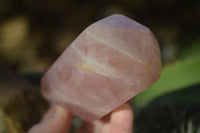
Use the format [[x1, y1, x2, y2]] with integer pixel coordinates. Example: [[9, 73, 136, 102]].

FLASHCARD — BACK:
[[42, 14, 161, 122]]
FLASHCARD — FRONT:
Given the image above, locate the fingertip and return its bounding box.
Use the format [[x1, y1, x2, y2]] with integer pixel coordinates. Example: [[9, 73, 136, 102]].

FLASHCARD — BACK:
[[28, 105, 74, 133], [111, 103, 134, 133], [114, 103, 133, 112], [55, 105, 67, 113], [112, 103, 134, 123]]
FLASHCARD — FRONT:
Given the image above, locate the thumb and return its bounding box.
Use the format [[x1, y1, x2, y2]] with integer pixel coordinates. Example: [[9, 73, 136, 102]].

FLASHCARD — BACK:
[[28, 105, 73, 133]]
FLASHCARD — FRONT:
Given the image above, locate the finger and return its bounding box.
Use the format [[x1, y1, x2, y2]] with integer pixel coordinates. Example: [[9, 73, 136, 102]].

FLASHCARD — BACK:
[[79, 103, 134, 133], [100, 122, 110, 133], [110, 103, 134, 133], [100, 115, 111, 133], [28, 105, 73, 133]]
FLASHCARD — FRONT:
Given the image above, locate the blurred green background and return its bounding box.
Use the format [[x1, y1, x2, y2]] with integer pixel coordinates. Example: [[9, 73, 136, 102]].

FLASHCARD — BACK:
[[0, 0, 200, 133]]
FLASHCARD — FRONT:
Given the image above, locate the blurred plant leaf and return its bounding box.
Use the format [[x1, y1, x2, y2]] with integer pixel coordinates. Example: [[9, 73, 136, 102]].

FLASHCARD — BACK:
[[134, 55, 200, 106]]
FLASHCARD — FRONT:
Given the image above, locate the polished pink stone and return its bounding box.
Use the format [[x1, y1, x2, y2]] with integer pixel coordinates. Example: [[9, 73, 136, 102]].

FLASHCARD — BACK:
[[42, 14, 161, 122]]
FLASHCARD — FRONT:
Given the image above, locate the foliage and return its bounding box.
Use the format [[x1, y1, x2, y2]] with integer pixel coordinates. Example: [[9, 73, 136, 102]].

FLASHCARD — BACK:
[[134, 55, 200, 106]]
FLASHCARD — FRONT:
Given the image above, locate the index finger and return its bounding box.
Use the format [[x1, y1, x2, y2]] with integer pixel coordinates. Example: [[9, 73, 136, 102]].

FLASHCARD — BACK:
[[110, 103, 134, 133], [28, 105, 73, 133]]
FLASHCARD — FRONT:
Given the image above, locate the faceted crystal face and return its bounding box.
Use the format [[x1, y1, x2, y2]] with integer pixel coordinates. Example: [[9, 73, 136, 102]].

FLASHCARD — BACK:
[[42, 14, 161, 122]]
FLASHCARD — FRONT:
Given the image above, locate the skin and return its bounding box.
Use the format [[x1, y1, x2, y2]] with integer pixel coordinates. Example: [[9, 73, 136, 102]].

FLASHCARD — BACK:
[[28, 103, 134, 133]]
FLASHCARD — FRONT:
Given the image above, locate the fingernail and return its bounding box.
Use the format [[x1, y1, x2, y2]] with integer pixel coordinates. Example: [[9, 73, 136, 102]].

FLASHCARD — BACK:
[[42, 105, 66, 121], [55, 106, 66, 114]]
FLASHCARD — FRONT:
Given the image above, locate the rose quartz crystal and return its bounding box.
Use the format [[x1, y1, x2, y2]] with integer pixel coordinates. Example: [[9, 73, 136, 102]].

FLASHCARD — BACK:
[[42, 14, 161, 122]]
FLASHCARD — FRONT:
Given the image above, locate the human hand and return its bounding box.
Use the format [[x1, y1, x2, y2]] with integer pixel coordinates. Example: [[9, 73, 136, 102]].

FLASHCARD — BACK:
[[28, 103, 134, 133]]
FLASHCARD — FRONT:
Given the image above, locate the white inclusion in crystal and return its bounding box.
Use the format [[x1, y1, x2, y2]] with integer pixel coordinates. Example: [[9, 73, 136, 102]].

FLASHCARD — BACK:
[[86, 31, 145, 64], [72, 45, 120, 79], [72, 45, 136, 86]]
